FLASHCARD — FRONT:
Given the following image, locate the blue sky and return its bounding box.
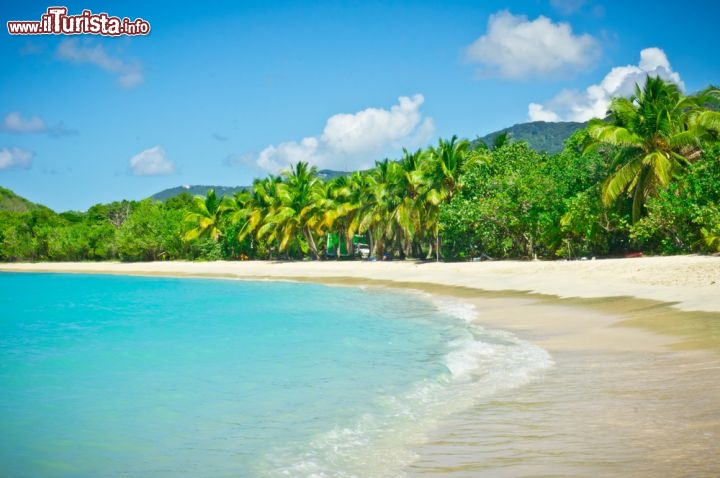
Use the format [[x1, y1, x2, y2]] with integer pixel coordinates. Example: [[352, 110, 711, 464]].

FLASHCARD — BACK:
[[1, 0, 718, 211]]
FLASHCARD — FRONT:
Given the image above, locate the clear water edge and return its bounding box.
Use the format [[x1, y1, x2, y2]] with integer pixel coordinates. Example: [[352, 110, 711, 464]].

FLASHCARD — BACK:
[[0, 272, 553, 477]]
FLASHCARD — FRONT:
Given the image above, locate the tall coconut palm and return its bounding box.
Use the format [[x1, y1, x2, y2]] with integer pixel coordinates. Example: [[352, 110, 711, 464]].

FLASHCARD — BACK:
[[321, 175, 359, 258], [259, 162, 326, 259], [183, 189, 235, 241], [387, 149, 426, 257], [422, 135, 475, 204], [234, 176, 281, 240], [587, 76, 720, 221], [421, 136, 482, 259], [358, 159, 404, 259], [346, 171, 380, 257]]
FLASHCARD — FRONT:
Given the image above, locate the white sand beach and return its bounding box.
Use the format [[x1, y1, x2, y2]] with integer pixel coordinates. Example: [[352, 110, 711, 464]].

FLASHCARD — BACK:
[[3, 255, 720, 476]]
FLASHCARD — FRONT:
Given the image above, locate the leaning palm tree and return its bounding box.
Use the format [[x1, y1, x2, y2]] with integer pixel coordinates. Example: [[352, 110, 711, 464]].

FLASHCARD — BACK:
[[183, 189, 235, 241], [587, 76, 720, 221]]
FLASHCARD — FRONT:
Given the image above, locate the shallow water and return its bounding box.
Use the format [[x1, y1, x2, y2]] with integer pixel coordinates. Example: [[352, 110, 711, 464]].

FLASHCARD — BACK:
[[410, 299, 720, 477], [0, 273, 551, 477]]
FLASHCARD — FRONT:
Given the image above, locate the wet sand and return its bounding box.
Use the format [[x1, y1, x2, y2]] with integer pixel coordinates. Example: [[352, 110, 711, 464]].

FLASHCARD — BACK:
[[409, 294, 720, 477], [2, 257, 719, 475]]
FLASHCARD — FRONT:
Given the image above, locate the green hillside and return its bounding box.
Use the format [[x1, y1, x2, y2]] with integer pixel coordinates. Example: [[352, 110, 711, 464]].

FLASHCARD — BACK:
[[150, 185, 248, 202], [151, 170, 352, 202], [478, 121, 586, 154], [0, 186, 47, 212]]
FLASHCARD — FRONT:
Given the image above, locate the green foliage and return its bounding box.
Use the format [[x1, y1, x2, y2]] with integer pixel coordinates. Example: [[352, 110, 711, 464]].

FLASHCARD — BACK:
[[630, 144, 720, 254], [441, 142, 573, 259], [117, 200, 184, 262]]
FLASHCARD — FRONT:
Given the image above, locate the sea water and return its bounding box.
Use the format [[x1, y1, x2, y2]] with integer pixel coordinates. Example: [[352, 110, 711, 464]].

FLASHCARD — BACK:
[[0, 272, 552, 477]]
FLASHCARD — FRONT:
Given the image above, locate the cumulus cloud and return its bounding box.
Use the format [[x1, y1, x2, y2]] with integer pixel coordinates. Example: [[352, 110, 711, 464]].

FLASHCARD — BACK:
[[1, 112, 46, 134], [528, 47, 684, 122], [0, 112, 77, 137], [129, 146, 175, 176], [465, 10, 600, 78], [57, 38, 143, 88], [253, 95, 435, 173], [0, 147, 34, 170]]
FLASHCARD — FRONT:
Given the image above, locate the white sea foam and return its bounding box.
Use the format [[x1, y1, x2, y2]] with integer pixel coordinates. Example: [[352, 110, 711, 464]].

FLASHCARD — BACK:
[[265, 296, 554, 478], [430, 296, 479, 323]]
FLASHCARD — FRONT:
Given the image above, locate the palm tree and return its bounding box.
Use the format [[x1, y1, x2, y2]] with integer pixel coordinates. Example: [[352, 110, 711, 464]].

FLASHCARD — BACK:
[[388, 149, 425, 258], [346, 171, 380, 257], [422, 135, 476, 203], [359, 158, 408, 259], [259, 162, 326, 259], [321, 175, 359, 258], [587, 76, 720, 221], [421, 136, 482, 259], [236, 176, 281, 236], [183, 189, 235, 241]]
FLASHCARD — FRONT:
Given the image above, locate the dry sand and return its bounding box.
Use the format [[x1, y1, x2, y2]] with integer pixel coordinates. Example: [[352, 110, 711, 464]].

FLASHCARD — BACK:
[[2, 256, 720, 475]]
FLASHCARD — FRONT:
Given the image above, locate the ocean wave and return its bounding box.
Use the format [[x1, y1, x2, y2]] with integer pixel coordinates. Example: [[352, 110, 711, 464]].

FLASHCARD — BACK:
[[263, 297, 554, 478]]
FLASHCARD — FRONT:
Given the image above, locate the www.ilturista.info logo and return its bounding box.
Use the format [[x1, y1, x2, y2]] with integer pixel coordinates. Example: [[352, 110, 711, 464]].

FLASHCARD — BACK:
[[7, 7, 150, 36]]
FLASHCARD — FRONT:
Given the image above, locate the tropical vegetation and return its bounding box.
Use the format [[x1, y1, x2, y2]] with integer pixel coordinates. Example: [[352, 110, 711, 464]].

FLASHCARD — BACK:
[[1, 77, 718, 262]]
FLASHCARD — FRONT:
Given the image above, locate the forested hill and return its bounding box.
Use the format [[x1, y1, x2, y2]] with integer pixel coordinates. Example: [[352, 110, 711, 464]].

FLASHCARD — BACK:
[[478, 121, 586, 153], [150, 185, 248, 202], [0, 187, 48, 212], [150, 170, 351, 202]]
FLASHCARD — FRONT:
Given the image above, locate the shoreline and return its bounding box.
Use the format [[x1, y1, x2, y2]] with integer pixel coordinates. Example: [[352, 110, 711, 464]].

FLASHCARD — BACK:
[[2, 256, 720, 354], [1, 254, 718, 312], [3, 256, 720, 475]]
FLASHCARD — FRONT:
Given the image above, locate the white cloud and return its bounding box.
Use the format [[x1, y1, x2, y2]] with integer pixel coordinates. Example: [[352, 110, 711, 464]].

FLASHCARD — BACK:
[[253, 95, 435, 173], [57, 39, 143, 88], [0, 112, 77, 137], [1, 112, 46, 134], [528, 47, 684, 122], [465, 10, 600, 78], [0, 147, 34, 170], [129, 146, 175, 176]]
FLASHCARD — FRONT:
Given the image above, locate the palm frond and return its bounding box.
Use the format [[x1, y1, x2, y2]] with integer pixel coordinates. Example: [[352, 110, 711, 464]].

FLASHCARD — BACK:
[[601, 156, 643, 205], [587, 123, 642, 148]]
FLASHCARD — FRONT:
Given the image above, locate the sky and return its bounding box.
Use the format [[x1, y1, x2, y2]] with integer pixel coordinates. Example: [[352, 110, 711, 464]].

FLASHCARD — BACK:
[[1, 0, 719, 212]]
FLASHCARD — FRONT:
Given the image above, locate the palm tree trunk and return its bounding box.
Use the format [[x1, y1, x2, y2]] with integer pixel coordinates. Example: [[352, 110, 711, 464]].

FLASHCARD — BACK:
[[304, 226, 318, 259]]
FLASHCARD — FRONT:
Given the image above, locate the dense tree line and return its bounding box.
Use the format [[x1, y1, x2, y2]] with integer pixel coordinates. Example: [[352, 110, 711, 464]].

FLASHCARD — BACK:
[[1, 77, 719, 262]]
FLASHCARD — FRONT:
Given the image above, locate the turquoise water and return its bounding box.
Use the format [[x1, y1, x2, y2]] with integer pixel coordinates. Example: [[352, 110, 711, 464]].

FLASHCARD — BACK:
[[0, 272, 552, 477]]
